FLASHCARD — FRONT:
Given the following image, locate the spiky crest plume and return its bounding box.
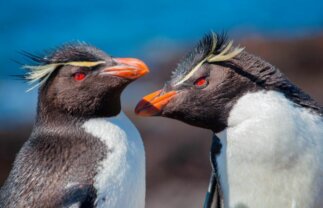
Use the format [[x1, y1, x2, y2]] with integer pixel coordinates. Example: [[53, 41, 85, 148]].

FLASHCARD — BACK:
[[172, 32, 244, 86], [22, 43, 106, 92]]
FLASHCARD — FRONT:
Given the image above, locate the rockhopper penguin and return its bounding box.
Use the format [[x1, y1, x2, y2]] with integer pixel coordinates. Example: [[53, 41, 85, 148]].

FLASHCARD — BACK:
[[0, 43, 149, 208], [135, 33, 323, 208]]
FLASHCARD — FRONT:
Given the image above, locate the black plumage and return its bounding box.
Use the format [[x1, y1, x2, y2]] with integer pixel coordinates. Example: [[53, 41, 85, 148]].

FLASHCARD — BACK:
[[1, 43, 148, 207], [171, 33, 227, 84], [21, 42, 107, 65], [135, 32, 323, 208]]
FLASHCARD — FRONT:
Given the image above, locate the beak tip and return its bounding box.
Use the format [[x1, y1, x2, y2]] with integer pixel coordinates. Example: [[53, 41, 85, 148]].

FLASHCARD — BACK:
[[141, 67, 149, 76], [134, 90, 177, 117], [134, 100, 156, 116], [104, 58, 150, 79], [134, 106, 141, 115]]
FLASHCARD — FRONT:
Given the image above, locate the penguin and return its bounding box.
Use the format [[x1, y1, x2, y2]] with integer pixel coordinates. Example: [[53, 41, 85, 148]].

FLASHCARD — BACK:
[[135, 33, 323, 208], [0, 43, 149, 208]]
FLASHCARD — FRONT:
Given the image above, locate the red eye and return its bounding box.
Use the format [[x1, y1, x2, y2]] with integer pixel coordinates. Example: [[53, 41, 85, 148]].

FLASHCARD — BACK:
[[74, 72, 86, 81], [194, 77, 208, 87]]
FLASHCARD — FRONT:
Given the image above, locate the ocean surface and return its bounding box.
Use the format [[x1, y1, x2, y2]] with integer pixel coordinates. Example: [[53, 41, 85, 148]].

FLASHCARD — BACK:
[[0, 0, 322, 124]]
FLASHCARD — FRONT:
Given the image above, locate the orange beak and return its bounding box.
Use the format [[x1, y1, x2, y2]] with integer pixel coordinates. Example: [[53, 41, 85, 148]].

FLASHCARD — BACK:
[[101, 58, 149, 79], [135, 90, 177, 116]]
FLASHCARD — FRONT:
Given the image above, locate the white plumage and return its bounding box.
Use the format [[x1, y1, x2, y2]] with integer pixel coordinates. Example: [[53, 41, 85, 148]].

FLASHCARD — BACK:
[[82, 112, 146, 208], [217, 90, 323, 208]]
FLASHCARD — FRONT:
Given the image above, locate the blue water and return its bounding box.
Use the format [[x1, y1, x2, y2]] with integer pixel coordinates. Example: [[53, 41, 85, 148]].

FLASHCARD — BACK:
[[0, 0, 322, 124]]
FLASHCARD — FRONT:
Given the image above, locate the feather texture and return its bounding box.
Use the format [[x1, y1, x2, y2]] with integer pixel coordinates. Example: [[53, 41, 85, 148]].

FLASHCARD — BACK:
[[171, 32, 244, 86], [23, 61, 105, 92], [217, 90, 323, 208], [21, 42, 108, 92]]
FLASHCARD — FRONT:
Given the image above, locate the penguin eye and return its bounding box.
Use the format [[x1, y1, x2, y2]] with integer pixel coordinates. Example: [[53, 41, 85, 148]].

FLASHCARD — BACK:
[[73, 72, 86, 81], [194, 77, 208, 88]]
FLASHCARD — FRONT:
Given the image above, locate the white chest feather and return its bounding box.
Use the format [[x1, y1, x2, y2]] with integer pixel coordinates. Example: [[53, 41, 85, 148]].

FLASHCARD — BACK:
[[82, 112, 145, 208], [216, 91, 323, 208]]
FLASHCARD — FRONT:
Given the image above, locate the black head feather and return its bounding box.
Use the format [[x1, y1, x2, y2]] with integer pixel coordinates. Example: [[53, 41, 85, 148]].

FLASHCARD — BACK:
[[19, 50, 49, 64], [20, 42, 109, 91], [21, 42, 107, 66], [171, 32, 228, 84], [46, 42, 107, 63]]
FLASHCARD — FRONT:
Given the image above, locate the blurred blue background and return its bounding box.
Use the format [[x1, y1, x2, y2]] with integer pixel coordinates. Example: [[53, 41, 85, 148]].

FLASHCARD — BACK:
[[1, 1, 323, 207], [1, 0, 323, 123]]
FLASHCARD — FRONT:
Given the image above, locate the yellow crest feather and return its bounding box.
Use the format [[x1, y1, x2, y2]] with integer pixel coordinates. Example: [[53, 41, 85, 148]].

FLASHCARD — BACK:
[[175, 34, 244, 86], [24, 61, 105, 92]]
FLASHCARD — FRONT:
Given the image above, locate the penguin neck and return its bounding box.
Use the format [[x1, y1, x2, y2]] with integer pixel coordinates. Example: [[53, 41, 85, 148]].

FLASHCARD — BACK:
[[232, 51, 322, 114], [35, 102, 84, 128], [34, 84, 122, 127], [35, 96, 117, 128]]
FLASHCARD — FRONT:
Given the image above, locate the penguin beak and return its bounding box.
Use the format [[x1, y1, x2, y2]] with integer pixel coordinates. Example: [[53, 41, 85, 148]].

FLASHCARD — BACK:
[[101, 58, 149, 79], [135, 90, 177, 116]]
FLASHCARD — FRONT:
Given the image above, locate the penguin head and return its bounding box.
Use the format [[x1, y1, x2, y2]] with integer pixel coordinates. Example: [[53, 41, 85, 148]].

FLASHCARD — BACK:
[[135, 33, 249, 132], [135, 33, 323, 132], [24, 43, 149, 118]]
